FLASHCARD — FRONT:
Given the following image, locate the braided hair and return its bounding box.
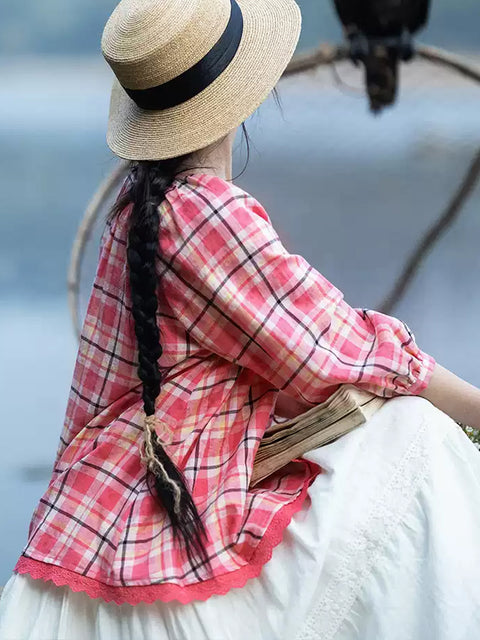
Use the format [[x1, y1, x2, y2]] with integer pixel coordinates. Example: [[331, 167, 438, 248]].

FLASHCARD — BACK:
[[105, 121, 254, 570], [107, 156, 211, 569]]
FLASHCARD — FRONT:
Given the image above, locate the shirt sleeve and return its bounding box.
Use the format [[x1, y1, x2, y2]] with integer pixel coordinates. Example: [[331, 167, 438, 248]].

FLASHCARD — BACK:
[[165, 183, 436, 404]]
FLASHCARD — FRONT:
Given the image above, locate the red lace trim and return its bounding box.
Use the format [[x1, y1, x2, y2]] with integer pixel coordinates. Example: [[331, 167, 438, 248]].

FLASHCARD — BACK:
[[14, 461, 321, 606]]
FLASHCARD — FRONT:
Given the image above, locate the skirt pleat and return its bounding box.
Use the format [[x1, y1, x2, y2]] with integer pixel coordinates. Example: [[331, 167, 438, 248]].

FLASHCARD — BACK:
[[1, 395, 480, 640]]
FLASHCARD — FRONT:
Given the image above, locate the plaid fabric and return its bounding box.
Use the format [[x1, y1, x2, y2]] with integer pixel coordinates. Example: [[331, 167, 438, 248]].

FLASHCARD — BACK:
[[16, 173, 436, 604]]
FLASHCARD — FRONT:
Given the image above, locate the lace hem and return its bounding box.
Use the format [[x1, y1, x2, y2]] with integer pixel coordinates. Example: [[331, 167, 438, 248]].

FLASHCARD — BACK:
[[14, 460, 321, 606]]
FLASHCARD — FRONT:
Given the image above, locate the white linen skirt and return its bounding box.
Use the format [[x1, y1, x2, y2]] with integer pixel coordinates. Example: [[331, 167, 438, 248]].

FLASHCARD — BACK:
[[1, 395, 480, 640]]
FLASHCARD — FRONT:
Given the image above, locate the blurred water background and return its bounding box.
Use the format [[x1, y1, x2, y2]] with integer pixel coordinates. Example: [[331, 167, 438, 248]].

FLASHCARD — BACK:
[[0, 0, 479, 585]]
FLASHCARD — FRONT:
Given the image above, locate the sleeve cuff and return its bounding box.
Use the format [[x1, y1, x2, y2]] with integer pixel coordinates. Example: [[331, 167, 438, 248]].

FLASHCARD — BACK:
[[397, 349, 437, 397]]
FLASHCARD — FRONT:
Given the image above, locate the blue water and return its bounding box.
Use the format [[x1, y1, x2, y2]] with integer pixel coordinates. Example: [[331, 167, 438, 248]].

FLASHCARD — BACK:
[[1, 63, 479, 584]]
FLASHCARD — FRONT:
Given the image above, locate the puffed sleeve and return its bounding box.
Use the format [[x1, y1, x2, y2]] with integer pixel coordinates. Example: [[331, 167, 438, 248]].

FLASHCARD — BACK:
[[163, 181, 436, 404]]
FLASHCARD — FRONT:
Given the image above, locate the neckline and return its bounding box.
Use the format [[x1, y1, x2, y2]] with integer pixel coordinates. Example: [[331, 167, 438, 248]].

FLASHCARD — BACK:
[[166, 172, 230, 196], [173, 172, 232, 185]]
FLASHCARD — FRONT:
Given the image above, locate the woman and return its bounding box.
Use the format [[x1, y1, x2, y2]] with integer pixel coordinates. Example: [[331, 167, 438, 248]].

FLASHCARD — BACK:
[[1, 0, 480, 638]]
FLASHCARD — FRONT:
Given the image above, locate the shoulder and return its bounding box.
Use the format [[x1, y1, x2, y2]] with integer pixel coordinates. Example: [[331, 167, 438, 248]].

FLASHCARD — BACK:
[[168, 173, 273, 227]]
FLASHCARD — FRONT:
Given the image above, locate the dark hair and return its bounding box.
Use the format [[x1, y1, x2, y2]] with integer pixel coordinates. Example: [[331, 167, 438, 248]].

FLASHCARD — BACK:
[[104, 84, 280, 566], [105, 122, 254, 570]]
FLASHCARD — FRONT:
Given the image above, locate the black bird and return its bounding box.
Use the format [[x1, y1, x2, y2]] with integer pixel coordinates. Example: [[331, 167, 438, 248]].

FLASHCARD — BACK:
[[333, 0, 431, 112]]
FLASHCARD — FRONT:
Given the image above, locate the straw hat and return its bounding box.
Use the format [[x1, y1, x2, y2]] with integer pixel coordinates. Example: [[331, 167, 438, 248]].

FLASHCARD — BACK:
[[101, 0, 301, 161]]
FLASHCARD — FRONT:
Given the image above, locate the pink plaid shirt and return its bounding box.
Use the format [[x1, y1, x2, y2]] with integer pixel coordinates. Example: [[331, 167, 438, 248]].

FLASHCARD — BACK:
[[15, 173, 436, 605]]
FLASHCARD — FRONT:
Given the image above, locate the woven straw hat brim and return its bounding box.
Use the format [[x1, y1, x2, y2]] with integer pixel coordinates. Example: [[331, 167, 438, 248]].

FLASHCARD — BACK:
[[106, 0, 301, 161]]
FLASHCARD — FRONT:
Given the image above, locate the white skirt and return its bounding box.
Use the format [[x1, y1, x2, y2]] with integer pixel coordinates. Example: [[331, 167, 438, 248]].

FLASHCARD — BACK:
[[1, 395, 480, 640]]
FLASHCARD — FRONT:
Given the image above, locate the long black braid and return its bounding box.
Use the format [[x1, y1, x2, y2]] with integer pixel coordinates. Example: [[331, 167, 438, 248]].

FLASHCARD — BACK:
[[105, 121, 254, 570], [107, 156, 212, 570]]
